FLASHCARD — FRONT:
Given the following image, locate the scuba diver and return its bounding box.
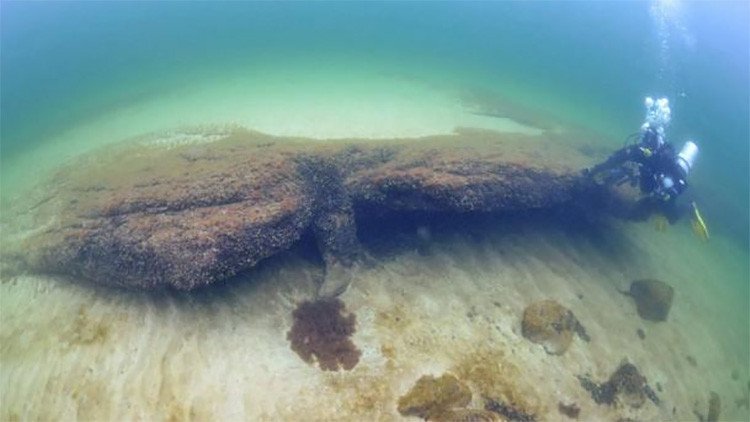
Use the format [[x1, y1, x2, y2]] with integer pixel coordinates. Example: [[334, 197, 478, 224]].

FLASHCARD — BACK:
[[586, 97, 709, 240]]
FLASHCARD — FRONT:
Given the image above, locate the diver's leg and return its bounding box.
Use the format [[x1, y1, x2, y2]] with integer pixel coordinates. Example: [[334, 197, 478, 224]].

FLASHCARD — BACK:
[[664, 196, 691, 224], [631, 197, 660, 221]]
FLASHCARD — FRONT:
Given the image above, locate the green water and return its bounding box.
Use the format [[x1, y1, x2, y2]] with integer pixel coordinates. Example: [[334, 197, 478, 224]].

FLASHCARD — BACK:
[[1, 1, 748, 420], [2, 2, 747, 243]]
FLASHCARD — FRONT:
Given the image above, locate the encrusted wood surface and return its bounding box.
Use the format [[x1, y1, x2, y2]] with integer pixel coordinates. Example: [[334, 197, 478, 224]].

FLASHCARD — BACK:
[[3, 127, 594, 290]]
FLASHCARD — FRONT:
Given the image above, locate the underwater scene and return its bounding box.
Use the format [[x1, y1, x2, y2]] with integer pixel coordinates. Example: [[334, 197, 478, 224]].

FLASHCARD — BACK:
[[1, 1, 748, 421]]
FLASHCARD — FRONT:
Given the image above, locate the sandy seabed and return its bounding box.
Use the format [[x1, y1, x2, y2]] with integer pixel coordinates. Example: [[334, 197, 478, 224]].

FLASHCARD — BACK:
[[1, 211, 747, 421]]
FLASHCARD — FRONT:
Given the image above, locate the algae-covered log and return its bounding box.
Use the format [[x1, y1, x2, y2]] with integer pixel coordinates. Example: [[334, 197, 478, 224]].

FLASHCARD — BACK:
[[2, 127, 593, 291]]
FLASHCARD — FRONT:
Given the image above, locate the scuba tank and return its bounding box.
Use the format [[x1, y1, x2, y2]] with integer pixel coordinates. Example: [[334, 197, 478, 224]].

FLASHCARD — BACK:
[[676, 140, 698, 176]]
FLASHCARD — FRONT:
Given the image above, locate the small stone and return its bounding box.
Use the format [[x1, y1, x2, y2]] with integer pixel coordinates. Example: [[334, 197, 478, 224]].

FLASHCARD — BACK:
[[628, 279, 674, 322], [521, 300, 586, 355], [558, 402, 580, 419], [685, 355, 698, 367], [397, 373, 472, 420]]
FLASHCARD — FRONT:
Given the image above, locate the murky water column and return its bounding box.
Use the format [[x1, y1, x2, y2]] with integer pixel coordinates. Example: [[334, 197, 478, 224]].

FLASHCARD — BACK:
[[649, 0, 694, 94]]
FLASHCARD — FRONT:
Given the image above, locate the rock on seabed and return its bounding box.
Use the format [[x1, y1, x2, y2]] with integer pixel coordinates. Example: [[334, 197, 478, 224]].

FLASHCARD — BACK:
[[521, 300, 588, 355], [628, 279, 674, 322]]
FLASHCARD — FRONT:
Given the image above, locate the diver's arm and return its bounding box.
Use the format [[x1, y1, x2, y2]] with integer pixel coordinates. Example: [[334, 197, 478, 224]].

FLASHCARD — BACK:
[[588, 144, 643, 175]]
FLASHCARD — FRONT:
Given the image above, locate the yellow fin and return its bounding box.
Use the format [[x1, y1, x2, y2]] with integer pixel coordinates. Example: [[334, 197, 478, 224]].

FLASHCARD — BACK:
[[690, 202, 709, 242]]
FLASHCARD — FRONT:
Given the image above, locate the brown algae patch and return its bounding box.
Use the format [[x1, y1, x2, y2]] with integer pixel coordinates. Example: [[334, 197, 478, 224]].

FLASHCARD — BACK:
[[67, 306, 110, 346], [397, 373, 472, 420], [452, 346, 543, 421], [287, 298, 361, 371], [321, 367, 400, 417], [396, 359, 540, 422], [376, 303, 414, 333], [373, 300, 441, 357]]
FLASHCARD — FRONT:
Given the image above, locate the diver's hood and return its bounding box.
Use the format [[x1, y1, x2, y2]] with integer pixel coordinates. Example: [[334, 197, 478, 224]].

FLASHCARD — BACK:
[[676, 141, 698, 175]]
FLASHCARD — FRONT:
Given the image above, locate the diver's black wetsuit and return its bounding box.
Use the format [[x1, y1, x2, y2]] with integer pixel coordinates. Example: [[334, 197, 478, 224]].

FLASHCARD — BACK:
[[590, 127, 689, 222], [640, 144, 688, 199]]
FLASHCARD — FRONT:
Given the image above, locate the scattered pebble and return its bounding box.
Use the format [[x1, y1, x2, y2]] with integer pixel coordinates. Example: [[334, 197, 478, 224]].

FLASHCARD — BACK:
[[558, 402, 580, 419], [686, 355, 698, 367]]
